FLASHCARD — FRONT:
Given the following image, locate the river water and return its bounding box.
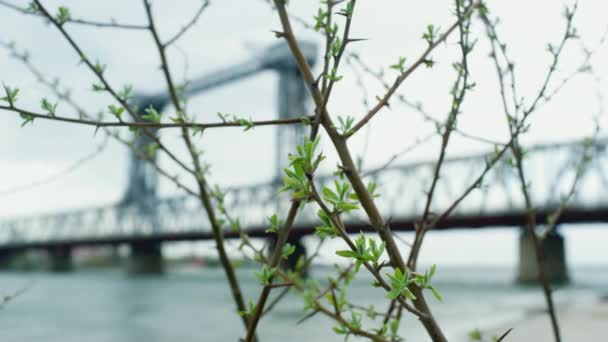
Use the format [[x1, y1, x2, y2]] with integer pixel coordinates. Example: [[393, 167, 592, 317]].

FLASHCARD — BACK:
[[1, 265, 606, 341]]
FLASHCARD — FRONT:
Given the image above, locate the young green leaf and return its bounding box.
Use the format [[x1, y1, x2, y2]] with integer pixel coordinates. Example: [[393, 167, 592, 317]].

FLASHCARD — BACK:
[[468, 328, 482, 341], [337, 115, 355, 135], [41, 98, 58, 116], [389, 56, 407, 73], [282, 243, 296, 260], [313, 8, 329, 32], [234, 117, 254, 131], [265, 214, 283, 233], [1, 84, 19, 105], [108, 104, 124, 119], [56, 6, 71, 25], [93, 60, 106, 75], [147, 142, 160, 159], [327, 67, 343, 82], [422, 24, 440, 45], [118, 84, 133, 101], [254, 265, 277, 286], [19, 113, 34, 127], [142, 106, 162, 123]]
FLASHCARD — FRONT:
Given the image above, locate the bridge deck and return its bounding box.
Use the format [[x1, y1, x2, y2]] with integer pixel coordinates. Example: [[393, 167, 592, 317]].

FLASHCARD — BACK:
[[1, 137, 607, 251], [1, 207, 606, 252]]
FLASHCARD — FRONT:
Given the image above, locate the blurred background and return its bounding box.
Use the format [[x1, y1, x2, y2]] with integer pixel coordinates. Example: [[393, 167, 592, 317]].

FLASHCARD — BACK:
[[0, 0, 607, 341]]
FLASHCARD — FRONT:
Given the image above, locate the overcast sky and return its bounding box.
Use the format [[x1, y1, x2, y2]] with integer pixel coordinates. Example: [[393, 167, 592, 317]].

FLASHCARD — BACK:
[[1, 0, 607, 265]]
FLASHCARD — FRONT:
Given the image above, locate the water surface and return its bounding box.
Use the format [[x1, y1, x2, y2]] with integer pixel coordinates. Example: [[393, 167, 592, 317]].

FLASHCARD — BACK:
[[1, 265, 605, 341]]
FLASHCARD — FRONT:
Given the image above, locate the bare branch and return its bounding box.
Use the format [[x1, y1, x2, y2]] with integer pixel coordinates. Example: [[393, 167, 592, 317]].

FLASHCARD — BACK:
[[0, 105, 314, 130], [164, 0, 210, 47], [0, 0, 148, 30], [30, 1, 196, 176], [349, 2, 478, 135], [142, 0, 252, 334]]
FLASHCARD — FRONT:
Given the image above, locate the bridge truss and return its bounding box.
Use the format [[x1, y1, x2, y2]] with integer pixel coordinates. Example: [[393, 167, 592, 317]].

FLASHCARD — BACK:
[[2, 136, 607, 249]]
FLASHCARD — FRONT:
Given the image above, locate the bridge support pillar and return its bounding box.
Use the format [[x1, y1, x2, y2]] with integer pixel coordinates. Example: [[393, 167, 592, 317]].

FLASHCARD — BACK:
[[127, 242, 163, 274], [48, 246, 73, 272], [0, 249, 20, 270], [269, 236, 308, 277], [517, 230, 568, 284]]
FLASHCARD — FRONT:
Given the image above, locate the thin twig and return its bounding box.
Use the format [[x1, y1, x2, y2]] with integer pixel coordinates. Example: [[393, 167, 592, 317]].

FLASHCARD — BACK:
[[31, 1, 196, 176], [408, 0, 473, 270], [164, 0, 210, 47], [349, 3, 478, 135], [0, 1, 148, 30], [0, 105, 314, 130], [0, 41, 199, 197], [481, 4, 582, 341], [270, 1, 450, 340], [496, 328, 513, 342], [0, 137, 108, 196], [142, 0, 253, 336]]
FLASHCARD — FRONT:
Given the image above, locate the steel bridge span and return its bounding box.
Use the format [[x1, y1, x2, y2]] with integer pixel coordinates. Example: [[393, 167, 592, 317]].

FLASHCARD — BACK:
[[1, 40, 606, 281], [1, 136, 607, 280], [2, 136, 608, 247]]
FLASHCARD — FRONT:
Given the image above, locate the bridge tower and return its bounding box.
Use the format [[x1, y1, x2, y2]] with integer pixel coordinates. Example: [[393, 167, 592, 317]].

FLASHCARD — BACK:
[[274, 66, 311, 273], [121, 95, 165, 274], [267, 66, 311, 274], [120, 95, 168, 274], [120, 41, 316, 274], [275, 67, 308, 181], [121, 95, 165, 210]]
